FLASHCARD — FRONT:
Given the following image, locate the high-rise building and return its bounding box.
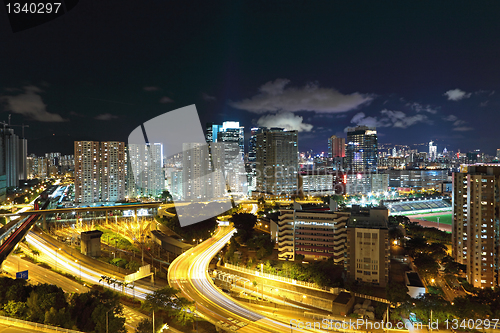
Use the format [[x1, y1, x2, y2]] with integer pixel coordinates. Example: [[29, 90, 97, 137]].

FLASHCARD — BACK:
[[328, 135, 345, 159], [248, 127, 265, 192], [0, 126, 28, 200], [346, 126, 378, 173], [74, 141, 100, 203], [206, 122, 221, 144], [345, 206, 390, 287], [182, 142, 212, 200], [497, 149, 500, 160], [74, 141, 126, 204], [217, 122, 246, 195], [452, 164, 500, 288], [328, 135, 345, 172], [278, 201, 349, 263], [128, 143, 164, 198], [255, 128, 298, 197], [429, 141, 437, 161], [100, 142, 126, 202]]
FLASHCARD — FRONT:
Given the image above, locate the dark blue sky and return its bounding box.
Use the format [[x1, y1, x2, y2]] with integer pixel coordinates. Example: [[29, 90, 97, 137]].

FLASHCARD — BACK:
[[0, 1, 499, 155]]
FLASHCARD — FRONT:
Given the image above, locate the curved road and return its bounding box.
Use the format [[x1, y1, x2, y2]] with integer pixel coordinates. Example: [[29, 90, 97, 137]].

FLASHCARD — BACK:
[[168, 226, 326, 333]]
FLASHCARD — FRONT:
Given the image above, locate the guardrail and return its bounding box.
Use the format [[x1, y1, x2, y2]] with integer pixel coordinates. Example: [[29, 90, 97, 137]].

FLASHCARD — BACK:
[[223, 263, 390, 304], [0, 314, 83, 333], [224, 263, 337, 293]]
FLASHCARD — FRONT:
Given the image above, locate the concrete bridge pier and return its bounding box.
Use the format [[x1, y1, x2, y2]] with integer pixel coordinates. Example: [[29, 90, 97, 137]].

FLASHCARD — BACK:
[[42, 214, 47, 230]]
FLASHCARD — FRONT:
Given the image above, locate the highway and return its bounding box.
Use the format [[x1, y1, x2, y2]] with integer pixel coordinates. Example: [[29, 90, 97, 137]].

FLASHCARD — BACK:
[[24, 230, 154, 300], [168, 226, 329, 333]]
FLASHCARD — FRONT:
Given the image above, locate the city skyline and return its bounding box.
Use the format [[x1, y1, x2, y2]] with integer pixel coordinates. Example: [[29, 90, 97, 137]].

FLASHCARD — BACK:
[[0, 2, 499, 156]]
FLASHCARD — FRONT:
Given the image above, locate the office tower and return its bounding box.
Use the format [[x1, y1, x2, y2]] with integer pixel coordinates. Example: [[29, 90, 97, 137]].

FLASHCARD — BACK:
[[100, 142, 126, 202], [429, 141, 437, 161], [206, 122, 221, 143], [248, 127, 265, 192], [0, 126, 28, 200], [128, 143, 164, 198], [346, 126, 378, 173], [328, 135, 345, 172], [370, 173, 389, 193], [255, 128, 298, 197], [74, 141, 100, 203], [328, 135, 345, 159], [218, 121, 244, 153], [497, 149, 500, 159], [452, 164, 500, 288], [384, 169, 448, 190], [278, 201, 350, 263], [217, 121, 246, 195], [345, 206, 390, 287]]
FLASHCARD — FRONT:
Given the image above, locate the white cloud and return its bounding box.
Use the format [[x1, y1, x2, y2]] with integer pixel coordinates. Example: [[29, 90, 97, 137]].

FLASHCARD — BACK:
[[346, 110, 428, 131], [256, 112, 313, 132], [159, 96, 174, 103], [202, 93, 216, 101], [444, 89, 471, 101], [453, 126, 474, 131], [143, 86, 160, 91], [408, 102, 438, 114], [380, 110, 429, 128], [1, 85, 67, 122], [443, 115, 458, 122], [94, 113, 118, 120], [230, 79, 373, 113]]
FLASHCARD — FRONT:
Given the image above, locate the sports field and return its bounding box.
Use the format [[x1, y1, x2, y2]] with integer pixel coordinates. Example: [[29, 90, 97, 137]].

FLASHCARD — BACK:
[[413, 213, 452, 225]]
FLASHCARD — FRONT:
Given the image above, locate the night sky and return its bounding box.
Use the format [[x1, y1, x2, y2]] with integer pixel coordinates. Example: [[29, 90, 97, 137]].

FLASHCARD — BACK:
[[1, 1, 499, 156]]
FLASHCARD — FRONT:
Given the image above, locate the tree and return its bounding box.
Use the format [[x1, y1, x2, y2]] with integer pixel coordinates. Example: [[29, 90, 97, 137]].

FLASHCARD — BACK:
[[3, 300, 28, 319], [413, 253, 439, 278], [386, 282, 410, 305], [135, 318, 153, 333], [230, 213, 257, 241], [69, 289, 125, 333], [175, 297, 195, 330], [161, 190, 173, 203], [142, 286, 180, 313]]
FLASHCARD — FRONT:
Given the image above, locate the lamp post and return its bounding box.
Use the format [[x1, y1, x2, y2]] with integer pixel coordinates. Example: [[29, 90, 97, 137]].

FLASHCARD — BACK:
[[106, 309, 111, 333]]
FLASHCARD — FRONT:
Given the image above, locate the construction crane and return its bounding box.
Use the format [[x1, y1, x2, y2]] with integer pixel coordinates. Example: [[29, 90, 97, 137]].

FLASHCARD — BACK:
[[6, 115, 29, 138]]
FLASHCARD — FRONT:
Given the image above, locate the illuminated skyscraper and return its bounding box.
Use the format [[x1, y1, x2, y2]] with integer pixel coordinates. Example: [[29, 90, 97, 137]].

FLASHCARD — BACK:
[[346, 126, 378, 173], [255, 128, 298, 196], [328, 135, 345, 171], [328, 135, 345, 159], [248, 127, 265, 192], [429, 141, 437, 161]]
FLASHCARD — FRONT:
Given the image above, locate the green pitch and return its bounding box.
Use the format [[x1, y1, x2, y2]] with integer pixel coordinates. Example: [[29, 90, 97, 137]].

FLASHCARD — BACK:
[[414, 213, 452, 225]]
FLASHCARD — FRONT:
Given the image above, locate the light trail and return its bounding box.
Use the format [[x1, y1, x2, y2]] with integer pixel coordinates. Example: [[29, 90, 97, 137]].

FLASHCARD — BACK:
[[25, 231, 152, 300]]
